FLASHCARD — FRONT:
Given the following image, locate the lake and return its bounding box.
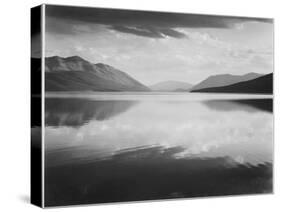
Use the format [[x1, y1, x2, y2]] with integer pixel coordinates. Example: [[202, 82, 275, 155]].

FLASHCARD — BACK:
[[43, 92, 273, 206]]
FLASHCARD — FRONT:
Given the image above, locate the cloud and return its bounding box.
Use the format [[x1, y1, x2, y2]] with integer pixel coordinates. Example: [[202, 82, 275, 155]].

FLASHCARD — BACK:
[[184, 31, 230, 47], [110, 25, 186, 38], [227, 47, 273, 66], [158, 28, 187, 38], [46, 17, 106, 35], [45, 5, 272, 39], [250, 55, 273, 69]]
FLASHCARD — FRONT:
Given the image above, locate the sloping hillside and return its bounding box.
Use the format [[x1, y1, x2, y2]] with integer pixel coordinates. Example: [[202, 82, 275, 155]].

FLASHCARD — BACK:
[[191, 73, 263, 91], [191, 73, 273, 94], [44, 56, 149, 92]]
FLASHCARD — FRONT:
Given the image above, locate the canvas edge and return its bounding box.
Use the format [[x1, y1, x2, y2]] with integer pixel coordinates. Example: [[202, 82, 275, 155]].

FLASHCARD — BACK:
[[30, 4, 44, 208]]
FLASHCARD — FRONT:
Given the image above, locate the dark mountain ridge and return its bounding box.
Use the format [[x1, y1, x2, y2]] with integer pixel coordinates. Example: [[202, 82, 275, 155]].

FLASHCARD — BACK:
[[191, 73, 273, 94], [43, 56, 149, 92], [191, 72, 263, 91]]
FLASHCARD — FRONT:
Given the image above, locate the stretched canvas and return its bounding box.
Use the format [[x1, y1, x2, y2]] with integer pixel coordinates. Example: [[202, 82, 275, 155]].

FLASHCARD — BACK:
[[31, 4, 274, 208]]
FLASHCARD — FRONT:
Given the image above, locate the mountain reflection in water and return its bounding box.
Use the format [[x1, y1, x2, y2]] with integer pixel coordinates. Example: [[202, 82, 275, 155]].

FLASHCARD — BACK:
[[44, 94, 273, 207], [204, 99, 272, 113], [45, 98, 137, 127]]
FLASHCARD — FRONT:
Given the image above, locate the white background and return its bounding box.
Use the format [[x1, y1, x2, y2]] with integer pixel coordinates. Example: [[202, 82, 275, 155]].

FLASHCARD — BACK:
[[0, 0, 280, 211]]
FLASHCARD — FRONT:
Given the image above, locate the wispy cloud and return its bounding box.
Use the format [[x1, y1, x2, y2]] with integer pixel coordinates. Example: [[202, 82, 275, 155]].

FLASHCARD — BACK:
[[110, 25, 186, 38]]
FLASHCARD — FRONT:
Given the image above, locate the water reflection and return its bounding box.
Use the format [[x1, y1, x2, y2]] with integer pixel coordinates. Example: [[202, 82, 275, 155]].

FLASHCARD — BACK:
[[45, 98, 137, 127], [204, 99, 273, 113], [45, 145, 272, 206], [45, 94, 273, 206]]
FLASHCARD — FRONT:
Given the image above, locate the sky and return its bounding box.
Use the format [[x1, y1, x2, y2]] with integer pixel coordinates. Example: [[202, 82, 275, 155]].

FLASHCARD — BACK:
[[44, 5, 273, 85]]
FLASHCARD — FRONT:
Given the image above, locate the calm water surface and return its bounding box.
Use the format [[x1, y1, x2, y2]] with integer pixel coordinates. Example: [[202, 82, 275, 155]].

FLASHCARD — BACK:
[[44, 92, 273, 206]]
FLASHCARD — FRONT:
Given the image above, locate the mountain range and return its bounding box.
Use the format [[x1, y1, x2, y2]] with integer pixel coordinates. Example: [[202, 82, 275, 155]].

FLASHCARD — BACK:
[[43, 56, 149, 92], [191, 73, 273, 94], [31, 55, 272, 94], [150, 81, 193, 91], [190, 72, 263, 91]]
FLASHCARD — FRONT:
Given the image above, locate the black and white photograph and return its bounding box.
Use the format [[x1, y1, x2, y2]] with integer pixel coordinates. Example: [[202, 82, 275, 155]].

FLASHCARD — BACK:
[[31, 4, 273, 208]]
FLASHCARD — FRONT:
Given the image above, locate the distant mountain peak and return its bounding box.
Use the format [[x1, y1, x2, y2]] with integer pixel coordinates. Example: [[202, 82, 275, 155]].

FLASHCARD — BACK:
[[243, 72, 261, 77], [47, 55, 87, 62], [191, 72, 263, 91], [150, 80, 193, 91], [47, 55, 62, 61], [45, 55, 93, 72], [65, 55, 86, 61], [48, 55, 61, 59]]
